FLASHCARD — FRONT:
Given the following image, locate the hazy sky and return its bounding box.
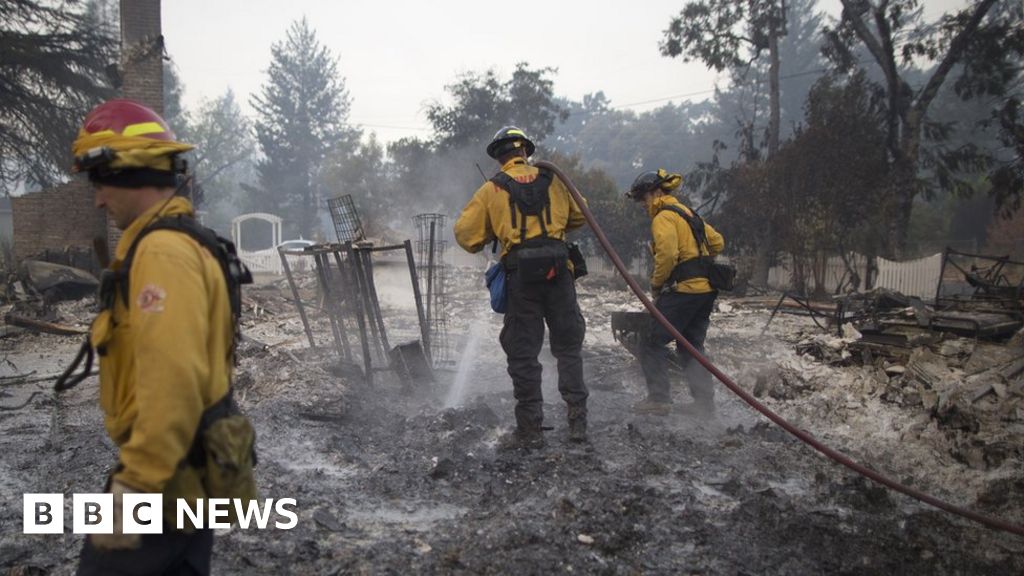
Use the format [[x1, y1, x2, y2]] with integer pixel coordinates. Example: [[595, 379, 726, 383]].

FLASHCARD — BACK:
[[162, 0, 966, 145]]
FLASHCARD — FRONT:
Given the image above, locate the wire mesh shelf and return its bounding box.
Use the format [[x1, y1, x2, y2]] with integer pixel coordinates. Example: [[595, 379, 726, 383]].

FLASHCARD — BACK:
[[414, 213, 451, 369], [328, 195, 365, 243]]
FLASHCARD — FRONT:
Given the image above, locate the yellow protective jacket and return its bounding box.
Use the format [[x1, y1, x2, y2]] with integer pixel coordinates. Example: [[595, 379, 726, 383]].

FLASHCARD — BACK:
[[649, 195, 725, 294], [454, 157, 587, 257], [89, 196, 232, 496]]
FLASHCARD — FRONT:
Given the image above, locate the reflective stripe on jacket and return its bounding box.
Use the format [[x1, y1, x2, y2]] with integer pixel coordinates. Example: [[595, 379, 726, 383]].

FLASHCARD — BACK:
[[649, 195, 725, 294], [454, 157, 587, 257], [89, 196, 232, 494]]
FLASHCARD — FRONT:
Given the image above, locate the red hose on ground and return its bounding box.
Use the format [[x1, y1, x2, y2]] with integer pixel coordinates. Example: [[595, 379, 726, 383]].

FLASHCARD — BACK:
[[536, 160, 1024, 537]]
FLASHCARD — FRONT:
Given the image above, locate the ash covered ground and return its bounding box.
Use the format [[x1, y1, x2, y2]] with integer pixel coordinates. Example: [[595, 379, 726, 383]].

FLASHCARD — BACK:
[[1, 266, 1023, 575]]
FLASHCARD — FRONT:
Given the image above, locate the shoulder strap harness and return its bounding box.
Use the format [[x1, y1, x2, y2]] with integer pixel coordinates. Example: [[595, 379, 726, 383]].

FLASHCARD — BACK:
[[56, 215, 253, 392], [491, 167, 554, 242], [113, 215, 253, 323], [658, 204, 713, 284]]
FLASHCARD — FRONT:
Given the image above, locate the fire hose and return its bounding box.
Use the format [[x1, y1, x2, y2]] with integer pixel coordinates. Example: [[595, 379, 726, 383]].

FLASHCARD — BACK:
[[535, 160, 1024, 537]]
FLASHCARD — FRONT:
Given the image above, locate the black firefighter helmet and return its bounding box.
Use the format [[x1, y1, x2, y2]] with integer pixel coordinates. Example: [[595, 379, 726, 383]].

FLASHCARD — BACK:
[[486, 126, 536, 159], [626, 169, 682, 201]]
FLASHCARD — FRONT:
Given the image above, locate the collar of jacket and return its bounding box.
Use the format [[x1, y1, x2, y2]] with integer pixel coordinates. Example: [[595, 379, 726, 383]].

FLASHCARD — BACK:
[[500, 157, 529, 172], [114, 196, 195, 263], [647, 194, 686, 219]]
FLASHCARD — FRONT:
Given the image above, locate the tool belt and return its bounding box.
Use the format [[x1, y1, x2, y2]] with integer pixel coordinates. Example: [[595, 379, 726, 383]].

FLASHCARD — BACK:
[[658, 204, 735, 292], [504, 237, 568, 283], [668, 257, 710, 285], [667, 256, 736, 292]]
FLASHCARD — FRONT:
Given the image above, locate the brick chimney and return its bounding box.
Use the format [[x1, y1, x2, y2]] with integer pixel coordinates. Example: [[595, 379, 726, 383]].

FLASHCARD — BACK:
[[120, 0, 164, 113], [12, 0, 167, 268], [107, 0, 165, 249]]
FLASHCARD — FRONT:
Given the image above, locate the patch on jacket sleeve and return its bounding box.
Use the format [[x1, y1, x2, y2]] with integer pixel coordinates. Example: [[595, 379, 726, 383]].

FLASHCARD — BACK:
[[137, 284, 167, 313]]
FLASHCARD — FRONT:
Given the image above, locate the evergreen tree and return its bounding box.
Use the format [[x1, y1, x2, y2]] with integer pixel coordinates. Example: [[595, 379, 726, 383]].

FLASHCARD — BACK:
[[0, 0, 115, 194], [662, 0, 789, 158], [189, 89, 256, 233], [250, 18, 359, 238], [162, 60, 190, 140]]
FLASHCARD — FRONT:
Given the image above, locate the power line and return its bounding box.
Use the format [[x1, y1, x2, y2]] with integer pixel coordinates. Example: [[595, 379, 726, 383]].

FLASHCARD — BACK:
[[356, 65, 839, 134], [355, 59, 883, 133], [355, 122, 431, 132], [609, 62, 863, 110], [611, 87, 719, 109]]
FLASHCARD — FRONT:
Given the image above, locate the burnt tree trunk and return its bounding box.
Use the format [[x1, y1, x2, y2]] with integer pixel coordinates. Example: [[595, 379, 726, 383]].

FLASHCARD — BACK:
[[750, 18, 784, 287], [838, 0, 999, 257]]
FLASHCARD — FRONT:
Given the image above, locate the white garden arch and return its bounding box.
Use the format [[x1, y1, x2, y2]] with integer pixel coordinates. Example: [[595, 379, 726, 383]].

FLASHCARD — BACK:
[[232, 213, 284, 274], [232, 212, 282, 252]]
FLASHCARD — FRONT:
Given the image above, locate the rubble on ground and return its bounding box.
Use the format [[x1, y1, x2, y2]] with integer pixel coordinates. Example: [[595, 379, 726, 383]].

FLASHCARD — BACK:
[[734, 282, 1024, 474], [1, 269, 1022, 574]]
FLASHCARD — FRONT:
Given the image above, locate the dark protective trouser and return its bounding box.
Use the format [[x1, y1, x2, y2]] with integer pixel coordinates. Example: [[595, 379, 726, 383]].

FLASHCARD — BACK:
[[641, 291, 717, 404], [77, 528, 213, 576], [499, 264, 587, 432]]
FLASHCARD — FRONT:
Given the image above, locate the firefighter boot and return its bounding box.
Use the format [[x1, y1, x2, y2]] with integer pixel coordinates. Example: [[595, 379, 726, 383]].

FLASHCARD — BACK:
[[567, 405, 588, 443], [498, 427, 546, 452]]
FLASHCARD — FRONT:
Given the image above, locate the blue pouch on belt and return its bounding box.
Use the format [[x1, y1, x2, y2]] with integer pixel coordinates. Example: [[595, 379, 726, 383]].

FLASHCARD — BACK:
[[485, 262, 507, 314]]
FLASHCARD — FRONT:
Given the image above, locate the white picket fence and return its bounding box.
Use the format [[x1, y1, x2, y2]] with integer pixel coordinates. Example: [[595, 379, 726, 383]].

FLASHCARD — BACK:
[[875, 253, 943, 300], [766, 252, 943, 300], [239, 248, 284, 275]]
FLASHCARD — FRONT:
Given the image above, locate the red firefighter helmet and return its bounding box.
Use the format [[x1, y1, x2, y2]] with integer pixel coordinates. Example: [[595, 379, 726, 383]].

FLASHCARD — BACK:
[[71, 99, 193, 178]]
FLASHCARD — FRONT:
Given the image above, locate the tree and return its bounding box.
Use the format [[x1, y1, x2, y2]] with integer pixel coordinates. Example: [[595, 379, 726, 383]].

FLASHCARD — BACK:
[[323, 134, 395, 236], [775, 72, 889, 291], [187, 89, 256, 233], [550, 94, 732, 190], [162, 60, 190, 140], [377, 63, 568, 228], [662, 0, 796, 286], [825, 0, 1023, 255], [424, 63, 568, 153], [717, 72, 889, 293], [250, 18, 359, 238], [662, 0, 789, 157], [990, 76, 1024, 214], [0, 0, 115, 195], [539, 150, 647, 268]]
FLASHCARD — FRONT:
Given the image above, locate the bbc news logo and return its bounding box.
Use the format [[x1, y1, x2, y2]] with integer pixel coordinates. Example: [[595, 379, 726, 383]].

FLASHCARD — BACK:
[[23, 494, 298, 534]]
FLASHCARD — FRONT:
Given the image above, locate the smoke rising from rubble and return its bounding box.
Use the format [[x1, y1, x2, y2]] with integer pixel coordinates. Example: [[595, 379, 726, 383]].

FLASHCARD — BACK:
[[398, 146, 491, 231]]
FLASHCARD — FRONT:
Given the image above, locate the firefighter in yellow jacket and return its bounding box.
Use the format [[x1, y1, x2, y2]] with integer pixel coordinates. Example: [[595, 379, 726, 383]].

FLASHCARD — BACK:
[[627, 169, 725, 417], [454, 126, 589, 448], [64, 99, 254, 576]]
